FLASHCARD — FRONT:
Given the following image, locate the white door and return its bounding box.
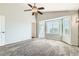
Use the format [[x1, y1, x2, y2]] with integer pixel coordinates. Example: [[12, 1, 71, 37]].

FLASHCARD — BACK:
[[0, 15, 5, 46]]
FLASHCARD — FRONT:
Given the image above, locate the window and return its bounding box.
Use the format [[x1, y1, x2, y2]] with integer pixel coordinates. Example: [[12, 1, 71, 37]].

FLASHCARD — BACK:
[[46, 19, 61, 34], [38, 21, 45, 38]]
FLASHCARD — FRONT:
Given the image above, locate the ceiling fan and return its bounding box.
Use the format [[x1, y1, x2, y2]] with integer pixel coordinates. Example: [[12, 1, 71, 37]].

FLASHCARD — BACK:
[[24, 3, 45, 15]]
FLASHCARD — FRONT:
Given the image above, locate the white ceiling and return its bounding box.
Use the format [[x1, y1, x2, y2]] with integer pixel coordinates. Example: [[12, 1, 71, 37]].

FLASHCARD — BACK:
[[0, 3, 79, 12], [22, 3, 79, 12], [36, 3, 79, 12]]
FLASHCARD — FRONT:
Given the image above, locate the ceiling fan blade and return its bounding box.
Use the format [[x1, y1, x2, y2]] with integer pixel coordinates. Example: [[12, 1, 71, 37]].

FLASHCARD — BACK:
[[28, 4, 32, 8], [38, 11, 43, 15], [24, 9, 32, 11], [32, 12, 34, 15], [38, 7, 44, 10]]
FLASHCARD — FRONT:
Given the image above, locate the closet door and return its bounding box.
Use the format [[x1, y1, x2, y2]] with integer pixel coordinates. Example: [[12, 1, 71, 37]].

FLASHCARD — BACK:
[[0, 15, 5, 46]]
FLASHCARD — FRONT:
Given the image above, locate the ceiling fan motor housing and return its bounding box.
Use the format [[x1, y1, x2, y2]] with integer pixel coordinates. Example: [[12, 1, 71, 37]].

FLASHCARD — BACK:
[[32, 6, 38, 13]]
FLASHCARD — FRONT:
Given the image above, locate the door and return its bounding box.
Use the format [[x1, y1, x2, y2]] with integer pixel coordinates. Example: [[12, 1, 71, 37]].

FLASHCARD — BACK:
[[0, 15, 5, 46], [32, 23, 36, 38]]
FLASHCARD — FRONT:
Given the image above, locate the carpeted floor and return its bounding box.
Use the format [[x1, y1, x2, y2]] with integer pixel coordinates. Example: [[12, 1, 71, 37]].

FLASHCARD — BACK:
[[0, 38, 79, 56]]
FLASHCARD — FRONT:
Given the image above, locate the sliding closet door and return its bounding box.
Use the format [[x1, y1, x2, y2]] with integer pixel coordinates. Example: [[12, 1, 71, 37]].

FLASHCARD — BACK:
[[0, 15, 5, 46]]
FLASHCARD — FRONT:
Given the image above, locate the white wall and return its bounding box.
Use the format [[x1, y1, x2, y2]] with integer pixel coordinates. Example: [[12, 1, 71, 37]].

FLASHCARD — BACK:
[[71, 13, 78, 46], [0, 3, 35, 45]]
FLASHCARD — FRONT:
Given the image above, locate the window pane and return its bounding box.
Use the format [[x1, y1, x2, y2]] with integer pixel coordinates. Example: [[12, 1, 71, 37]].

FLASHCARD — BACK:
[[46, 19, 61, 34]]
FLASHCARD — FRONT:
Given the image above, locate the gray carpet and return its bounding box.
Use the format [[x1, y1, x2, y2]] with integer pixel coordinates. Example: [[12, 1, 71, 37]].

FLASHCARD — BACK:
[[0, 38, 79, 56]]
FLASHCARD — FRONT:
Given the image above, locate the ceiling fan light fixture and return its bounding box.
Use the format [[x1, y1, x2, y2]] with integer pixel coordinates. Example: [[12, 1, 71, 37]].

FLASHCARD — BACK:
[[32, 7, 38, 13], [24, 3, 44, 15]]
